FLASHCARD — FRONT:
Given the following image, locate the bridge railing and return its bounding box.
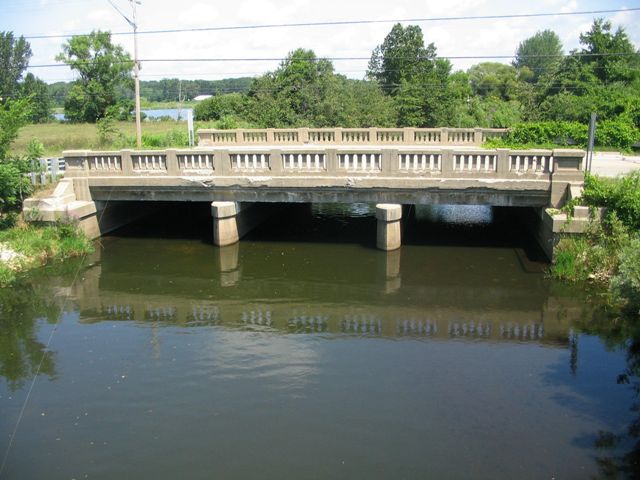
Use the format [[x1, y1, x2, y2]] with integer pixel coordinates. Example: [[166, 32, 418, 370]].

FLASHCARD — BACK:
[[63, 147, 583, 182], [197, 127, 507, 147]]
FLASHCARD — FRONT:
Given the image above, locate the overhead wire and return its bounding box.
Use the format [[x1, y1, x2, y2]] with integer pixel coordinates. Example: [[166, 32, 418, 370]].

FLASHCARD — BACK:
[[19, 7, 640, 39]]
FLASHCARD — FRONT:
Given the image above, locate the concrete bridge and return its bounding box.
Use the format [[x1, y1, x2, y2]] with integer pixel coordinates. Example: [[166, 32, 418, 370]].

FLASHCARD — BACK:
[[25, 127, 587, 258]]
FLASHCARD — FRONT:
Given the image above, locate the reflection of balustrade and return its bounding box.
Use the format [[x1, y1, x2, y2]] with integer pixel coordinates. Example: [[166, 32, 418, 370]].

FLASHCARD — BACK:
[[341, 315, 383, 335], [241, 309, 272, 326], [187, 305, 219, 325], [102, 304, 133, 320], [396, 319, 438, 336], [288, 314, 329, 333], [448, 320, 492, 338], [145, 306, 176, 321], [499, 323, 544, 340]]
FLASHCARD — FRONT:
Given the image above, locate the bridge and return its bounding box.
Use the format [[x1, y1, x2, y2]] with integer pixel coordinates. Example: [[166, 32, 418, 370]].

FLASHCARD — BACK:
[[25, 127, 588, 258]]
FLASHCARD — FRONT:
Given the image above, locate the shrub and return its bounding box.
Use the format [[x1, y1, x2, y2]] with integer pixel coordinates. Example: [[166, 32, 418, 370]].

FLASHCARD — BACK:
[[611, 235, 640, 313], [583, 172, 640, 231], [194, 93, 247, 121]]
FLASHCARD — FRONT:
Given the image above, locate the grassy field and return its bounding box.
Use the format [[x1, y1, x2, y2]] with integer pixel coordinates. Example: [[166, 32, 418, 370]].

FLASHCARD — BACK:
[[11, 121, 188, 156]]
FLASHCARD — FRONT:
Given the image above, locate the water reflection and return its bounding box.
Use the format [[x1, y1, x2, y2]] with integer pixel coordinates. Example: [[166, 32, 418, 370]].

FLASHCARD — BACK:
[[0, 283, 59, 391], [1, 204, 636, 479]]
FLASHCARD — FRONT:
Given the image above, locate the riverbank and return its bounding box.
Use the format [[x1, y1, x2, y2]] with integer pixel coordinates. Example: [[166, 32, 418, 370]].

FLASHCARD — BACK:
[[0, 222, 93, 286], [551, 171, 640, 313]]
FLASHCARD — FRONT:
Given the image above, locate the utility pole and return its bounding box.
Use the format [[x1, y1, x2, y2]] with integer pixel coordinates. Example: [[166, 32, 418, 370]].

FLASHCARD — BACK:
[[106, 0, 142, 147], [131, 0, 142, 148]]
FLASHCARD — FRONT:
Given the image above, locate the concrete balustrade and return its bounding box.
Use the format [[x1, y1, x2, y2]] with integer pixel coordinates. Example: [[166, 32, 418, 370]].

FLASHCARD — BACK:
[[198, 127, 507, 147]]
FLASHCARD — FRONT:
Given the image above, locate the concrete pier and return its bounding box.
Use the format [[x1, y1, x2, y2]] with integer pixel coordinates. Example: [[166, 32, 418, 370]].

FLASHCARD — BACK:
[[376, 204, 402, 251], [211, 201, 242, 246]]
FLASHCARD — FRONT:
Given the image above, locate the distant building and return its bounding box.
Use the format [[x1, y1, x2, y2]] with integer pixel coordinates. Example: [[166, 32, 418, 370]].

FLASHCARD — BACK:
[[193, 94, 213, 102]]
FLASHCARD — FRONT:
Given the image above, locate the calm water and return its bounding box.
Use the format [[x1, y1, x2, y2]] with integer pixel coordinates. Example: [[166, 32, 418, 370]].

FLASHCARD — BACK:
[[53, 108, 192, 121], [0, 204, 637, 479]]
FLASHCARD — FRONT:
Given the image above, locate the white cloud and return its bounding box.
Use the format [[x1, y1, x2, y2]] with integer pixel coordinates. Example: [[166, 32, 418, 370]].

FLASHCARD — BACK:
[[3, 0, 638, 83]]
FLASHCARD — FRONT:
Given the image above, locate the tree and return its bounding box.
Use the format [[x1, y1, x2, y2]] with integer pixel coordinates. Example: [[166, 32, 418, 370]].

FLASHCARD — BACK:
[[0, 32, 32, 100], [56, 30, 134, 122], [468, 62, 519, 100], [367, 24, 437, 93], [578, 18, 640, 84], [513, 30, 563, 83], [21, 73, 51, 123]]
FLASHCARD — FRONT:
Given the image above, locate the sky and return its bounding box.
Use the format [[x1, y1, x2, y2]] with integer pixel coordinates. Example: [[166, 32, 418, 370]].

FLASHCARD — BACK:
[[1, 0, 639, 89]]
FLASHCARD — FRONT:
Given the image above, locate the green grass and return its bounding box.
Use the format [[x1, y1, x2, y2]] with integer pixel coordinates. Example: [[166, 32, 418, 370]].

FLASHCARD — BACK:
[[10, 120, 189, 156], [0, 222, 94, 287]]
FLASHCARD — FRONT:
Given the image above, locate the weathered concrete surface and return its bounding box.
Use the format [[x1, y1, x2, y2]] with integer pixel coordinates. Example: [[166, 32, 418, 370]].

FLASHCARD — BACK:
[[376, 204, 402, 251], [211, 202, 278, 247]]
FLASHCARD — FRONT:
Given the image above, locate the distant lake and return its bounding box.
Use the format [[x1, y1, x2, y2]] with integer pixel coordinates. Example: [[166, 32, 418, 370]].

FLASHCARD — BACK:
[[53, 107, 192, 121]]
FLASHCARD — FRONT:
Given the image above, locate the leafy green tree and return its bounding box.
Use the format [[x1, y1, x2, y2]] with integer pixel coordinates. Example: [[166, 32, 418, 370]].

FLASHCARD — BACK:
[[56, 30, 134, 122], [0, 32, 32, 100], [0, 97, 30, 159], [513, 30, 563, 83], [578, 18, 640, 84], [194, 93, 248, 121], [367, 23, 437, 93], [21, 73, 51, 123], [468, 62, 519, 100]]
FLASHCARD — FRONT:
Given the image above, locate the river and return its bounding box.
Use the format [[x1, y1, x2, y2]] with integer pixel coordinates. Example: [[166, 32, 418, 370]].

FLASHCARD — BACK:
[[0, 203, 636, 479]]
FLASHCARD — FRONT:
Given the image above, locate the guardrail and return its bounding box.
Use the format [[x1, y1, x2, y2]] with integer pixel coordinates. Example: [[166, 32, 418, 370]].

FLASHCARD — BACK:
[[197, 127, 507, 147], [27, 158, 65, 185]]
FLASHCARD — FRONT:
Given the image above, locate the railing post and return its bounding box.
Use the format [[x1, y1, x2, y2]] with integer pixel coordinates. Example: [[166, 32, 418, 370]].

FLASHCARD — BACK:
[[121, 149, 134, 175], [382, 149, 398, 175], [404, 127, 416, 145], [326, 148, 338, 174], [496, 148, 510, 177], [334, 128, 343, 145], [270, 149, 283, 175], [441, 127, 450, 145], [299, 127, 309, 144], [235, 129, 244, 145], [369, 127, 378, 144], [62, 150, 90, 178], [165, 149, 179, 175], [441, 149, 453, 175], [474, 128, 483, 146], [266, 128, 275, 144], [217, 149, 231, 176], [550, 149, 585, 208]]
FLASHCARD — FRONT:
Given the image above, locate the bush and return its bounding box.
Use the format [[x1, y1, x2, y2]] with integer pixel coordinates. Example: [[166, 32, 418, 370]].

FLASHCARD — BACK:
[[596, 119, 640, 151], [194, 93, 247, 121], [611, 236, 640, 313], [583, 172, 640, 230]]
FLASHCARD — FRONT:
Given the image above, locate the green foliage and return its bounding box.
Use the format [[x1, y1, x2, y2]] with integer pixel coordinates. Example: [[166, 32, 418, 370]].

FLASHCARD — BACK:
[[367, 23, 438, 92], [0, 97, 30, 159], [0, 31, 32, 99], [0, 222, 93, 287], [138, 129, 189, 148], [583, 172, 640, 230], [56, 30, 134, 123], [513, 30, 563, 83], [0, 161, 32, 213], [194, 93, 247, 121], [468, 62, 519, 100], [611, 236, 640, 313], [96, 115, 125, 147], [20, 73, 51, 123]]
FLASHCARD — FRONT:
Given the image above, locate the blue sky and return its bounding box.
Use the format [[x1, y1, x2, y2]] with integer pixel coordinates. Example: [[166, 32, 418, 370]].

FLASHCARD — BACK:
[[1, 0, 639, 84]]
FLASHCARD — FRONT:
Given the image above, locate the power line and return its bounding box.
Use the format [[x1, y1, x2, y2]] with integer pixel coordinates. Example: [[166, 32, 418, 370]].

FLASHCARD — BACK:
[[20, 7, 640, 40], [25, 51, 640, 69]]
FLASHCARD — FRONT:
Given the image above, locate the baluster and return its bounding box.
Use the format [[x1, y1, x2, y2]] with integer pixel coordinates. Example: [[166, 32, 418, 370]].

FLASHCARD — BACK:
[[413, 154, 418, 170], [524, 156, 530, 172], [532, 156, 538, 172]]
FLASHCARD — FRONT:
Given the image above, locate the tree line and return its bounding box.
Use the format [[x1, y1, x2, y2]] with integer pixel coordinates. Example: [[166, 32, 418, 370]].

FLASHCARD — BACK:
[[1, 18, 639, 139]]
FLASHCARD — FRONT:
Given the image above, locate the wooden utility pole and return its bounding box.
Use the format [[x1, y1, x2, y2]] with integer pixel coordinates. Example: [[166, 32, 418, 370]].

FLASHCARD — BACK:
[[131, 0, 142, 148]]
